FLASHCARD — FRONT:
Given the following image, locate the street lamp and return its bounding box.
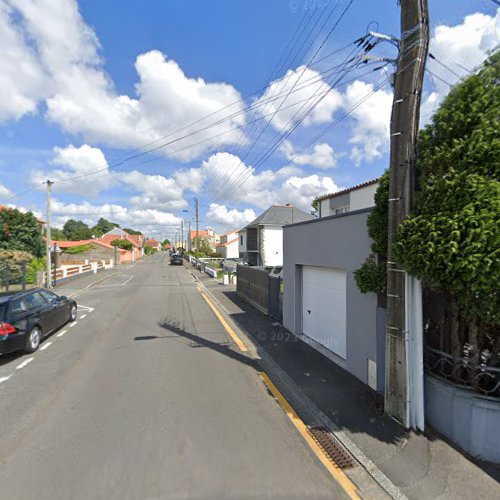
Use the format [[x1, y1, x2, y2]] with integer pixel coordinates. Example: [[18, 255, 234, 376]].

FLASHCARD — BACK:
[[50, 242, 62, 287]]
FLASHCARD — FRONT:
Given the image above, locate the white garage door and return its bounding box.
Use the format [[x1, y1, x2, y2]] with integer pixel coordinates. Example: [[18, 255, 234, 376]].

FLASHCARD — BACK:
[[302, 266, 346, 359]]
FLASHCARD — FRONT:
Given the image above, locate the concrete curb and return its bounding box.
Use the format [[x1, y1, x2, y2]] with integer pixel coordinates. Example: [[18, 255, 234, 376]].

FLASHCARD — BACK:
[[194, 271, 406, 500]]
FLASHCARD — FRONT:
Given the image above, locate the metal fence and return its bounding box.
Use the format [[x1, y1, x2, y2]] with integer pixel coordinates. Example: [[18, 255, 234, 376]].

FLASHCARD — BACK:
[[425, 345, 500, 399], [236, 265, 270, 314]]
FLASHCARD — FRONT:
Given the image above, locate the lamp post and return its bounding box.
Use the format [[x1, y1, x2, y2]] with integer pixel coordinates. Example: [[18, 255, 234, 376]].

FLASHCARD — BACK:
[[50, 242, 62, 287]]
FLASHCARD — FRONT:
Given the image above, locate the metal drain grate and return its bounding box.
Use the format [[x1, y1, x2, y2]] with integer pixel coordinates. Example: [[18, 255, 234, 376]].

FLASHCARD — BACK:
[[307, 427, 355, 470]]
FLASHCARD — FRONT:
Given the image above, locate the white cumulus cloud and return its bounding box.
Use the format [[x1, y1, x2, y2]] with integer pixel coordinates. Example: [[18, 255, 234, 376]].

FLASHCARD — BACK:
[[280, 140, 337, 168], [50, 199, 181, 238], [30, 144, 112, 196], [422, 8, 500, 123], [0, 182, 13, 199], [0, 0, 246, 161], [206, 203, 256, 228], [254, 66, 342, 132]]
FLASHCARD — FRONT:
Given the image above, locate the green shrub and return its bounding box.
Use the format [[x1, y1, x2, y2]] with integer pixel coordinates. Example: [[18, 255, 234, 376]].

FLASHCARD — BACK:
[[110, 239, 134, 251], [64, 244, 91, 254], [26, 257, 45, 284]]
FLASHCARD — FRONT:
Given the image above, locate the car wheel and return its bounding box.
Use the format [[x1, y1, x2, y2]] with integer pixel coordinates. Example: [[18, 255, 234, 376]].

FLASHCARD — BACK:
[[25, 326, 41, 353], [69, 304, 77, 322]]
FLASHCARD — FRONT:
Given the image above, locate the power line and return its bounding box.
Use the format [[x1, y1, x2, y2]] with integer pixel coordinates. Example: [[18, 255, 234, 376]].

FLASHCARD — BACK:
[[209, 0, 357, 202]]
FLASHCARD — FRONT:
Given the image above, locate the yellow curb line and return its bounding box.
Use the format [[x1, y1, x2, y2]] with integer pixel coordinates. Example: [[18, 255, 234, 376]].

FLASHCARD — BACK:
[[200, 292, 248, 352], [259, 371, 361, 500]]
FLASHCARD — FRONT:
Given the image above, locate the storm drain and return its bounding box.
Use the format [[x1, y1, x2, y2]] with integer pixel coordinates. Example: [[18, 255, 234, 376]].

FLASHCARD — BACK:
[[307, 426, 355, 470]]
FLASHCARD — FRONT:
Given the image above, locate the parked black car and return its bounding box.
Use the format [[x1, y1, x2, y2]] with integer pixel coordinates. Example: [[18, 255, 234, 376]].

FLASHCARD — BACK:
[[0, 289, 77, 355], [170, 254, 183, 265]]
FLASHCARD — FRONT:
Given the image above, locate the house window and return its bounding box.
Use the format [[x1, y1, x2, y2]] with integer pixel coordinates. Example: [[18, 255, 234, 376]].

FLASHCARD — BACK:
[[334, 206, 348, 215], [240, 235, 243, 245]]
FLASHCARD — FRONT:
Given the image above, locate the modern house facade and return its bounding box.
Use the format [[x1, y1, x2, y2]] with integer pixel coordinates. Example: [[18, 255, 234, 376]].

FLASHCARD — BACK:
[[282, 180, 386, 391], [239, 205, 314, 267], [216, 230, 239, 258]]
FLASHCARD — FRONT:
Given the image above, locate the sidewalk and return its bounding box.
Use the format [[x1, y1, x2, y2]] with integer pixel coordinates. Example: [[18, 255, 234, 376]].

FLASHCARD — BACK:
[[195, 270, 500, 499]]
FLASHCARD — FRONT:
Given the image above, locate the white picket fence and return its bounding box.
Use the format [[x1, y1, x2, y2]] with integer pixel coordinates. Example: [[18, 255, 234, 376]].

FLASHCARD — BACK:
[[43, 259, 114, 284]]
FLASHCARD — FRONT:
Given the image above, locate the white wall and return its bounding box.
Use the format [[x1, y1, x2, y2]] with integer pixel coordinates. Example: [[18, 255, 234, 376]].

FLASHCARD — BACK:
[[320, 199, 331, 217], [261, 226, 283, 267], [350, 183, 378, 211], [238, 230, 246, 253], [225, 238, 239, 258]]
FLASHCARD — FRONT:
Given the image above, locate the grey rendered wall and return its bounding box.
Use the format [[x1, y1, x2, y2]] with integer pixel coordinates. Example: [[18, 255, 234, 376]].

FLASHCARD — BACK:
[[425, 375, 500, 464], [283, 209, 384, 390]]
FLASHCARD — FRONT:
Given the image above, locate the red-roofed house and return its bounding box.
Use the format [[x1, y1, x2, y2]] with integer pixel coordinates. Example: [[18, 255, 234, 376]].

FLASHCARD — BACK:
[[100, 227, 145, 260], [215, 230, 239, 258], [145, 238, 161, 251], [49, 239, 131, 264], [188, 228, 220, 251]]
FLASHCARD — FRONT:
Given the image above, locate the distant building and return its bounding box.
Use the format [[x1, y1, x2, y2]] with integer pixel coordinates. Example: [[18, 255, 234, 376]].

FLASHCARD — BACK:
[[215, 230, 239, 259], [238, 205, 314, 267]]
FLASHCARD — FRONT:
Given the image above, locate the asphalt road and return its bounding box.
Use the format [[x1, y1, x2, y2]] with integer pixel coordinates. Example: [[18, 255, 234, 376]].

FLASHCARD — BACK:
[[0, 254, 347, 499]]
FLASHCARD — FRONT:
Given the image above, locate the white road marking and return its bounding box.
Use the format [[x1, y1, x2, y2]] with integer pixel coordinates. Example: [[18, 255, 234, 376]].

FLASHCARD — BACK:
[[69, 321, 78, 327], [0, 375, 12, 384], [40, 342, 53, 351], [80, 314, 87, 319], [57, 329, 67, 337], [16, 358, 34, 370], [77, 305, 94, 312], [97, 274, 134, 287]]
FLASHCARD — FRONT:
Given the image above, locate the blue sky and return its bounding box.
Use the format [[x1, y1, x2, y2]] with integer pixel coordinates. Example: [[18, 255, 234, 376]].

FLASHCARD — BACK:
[[0, 0, 498, 240]]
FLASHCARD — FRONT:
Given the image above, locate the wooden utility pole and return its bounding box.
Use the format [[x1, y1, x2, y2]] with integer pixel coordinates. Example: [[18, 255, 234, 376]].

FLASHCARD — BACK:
[[385, 0, 429, 425], [45, 180, 54, 289], [195, 197, 199, 252]]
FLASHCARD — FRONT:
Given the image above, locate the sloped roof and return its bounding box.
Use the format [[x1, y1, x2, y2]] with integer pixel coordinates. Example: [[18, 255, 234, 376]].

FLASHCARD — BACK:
[[216, 237, 239, 247], [49, 239, 127, 252], [145, 239, 160, 246], [244, 205, 314, 229], [314, 178, 380, 203]]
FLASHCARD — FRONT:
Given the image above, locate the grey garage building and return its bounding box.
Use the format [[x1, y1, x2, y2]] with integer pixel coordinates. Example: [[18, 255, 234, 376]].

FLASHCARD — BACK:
[[282, 180, 386, 392]]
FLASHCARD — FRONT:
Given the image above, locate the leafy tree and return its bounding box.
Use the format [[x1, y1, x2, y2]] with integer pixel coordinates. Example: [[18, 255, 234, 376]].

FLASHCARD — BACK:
[[394, 51, 499, 327], [191, 237, 213, 256], [162, 239, 171, 247], [92, 218, 119, 237], [123, 228, 142, 235], [144, 245, 157, 255], [0, 207, 44, 257], [63, 219, 92, 241], [110, 238, 133, 251], [50, 227, 67, 240], [354, 171, 389, 294]]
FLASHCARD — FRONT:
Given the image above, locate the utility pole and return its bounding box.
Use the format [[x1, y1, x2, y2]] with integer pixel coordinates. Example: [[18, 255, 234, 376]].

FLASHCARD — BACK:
[[188, 220, 191, 252], [385, 0, 429, 426], [194, 197, 199, 252], [181, 220, 184, 252], [45, 180, 54, 288]]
